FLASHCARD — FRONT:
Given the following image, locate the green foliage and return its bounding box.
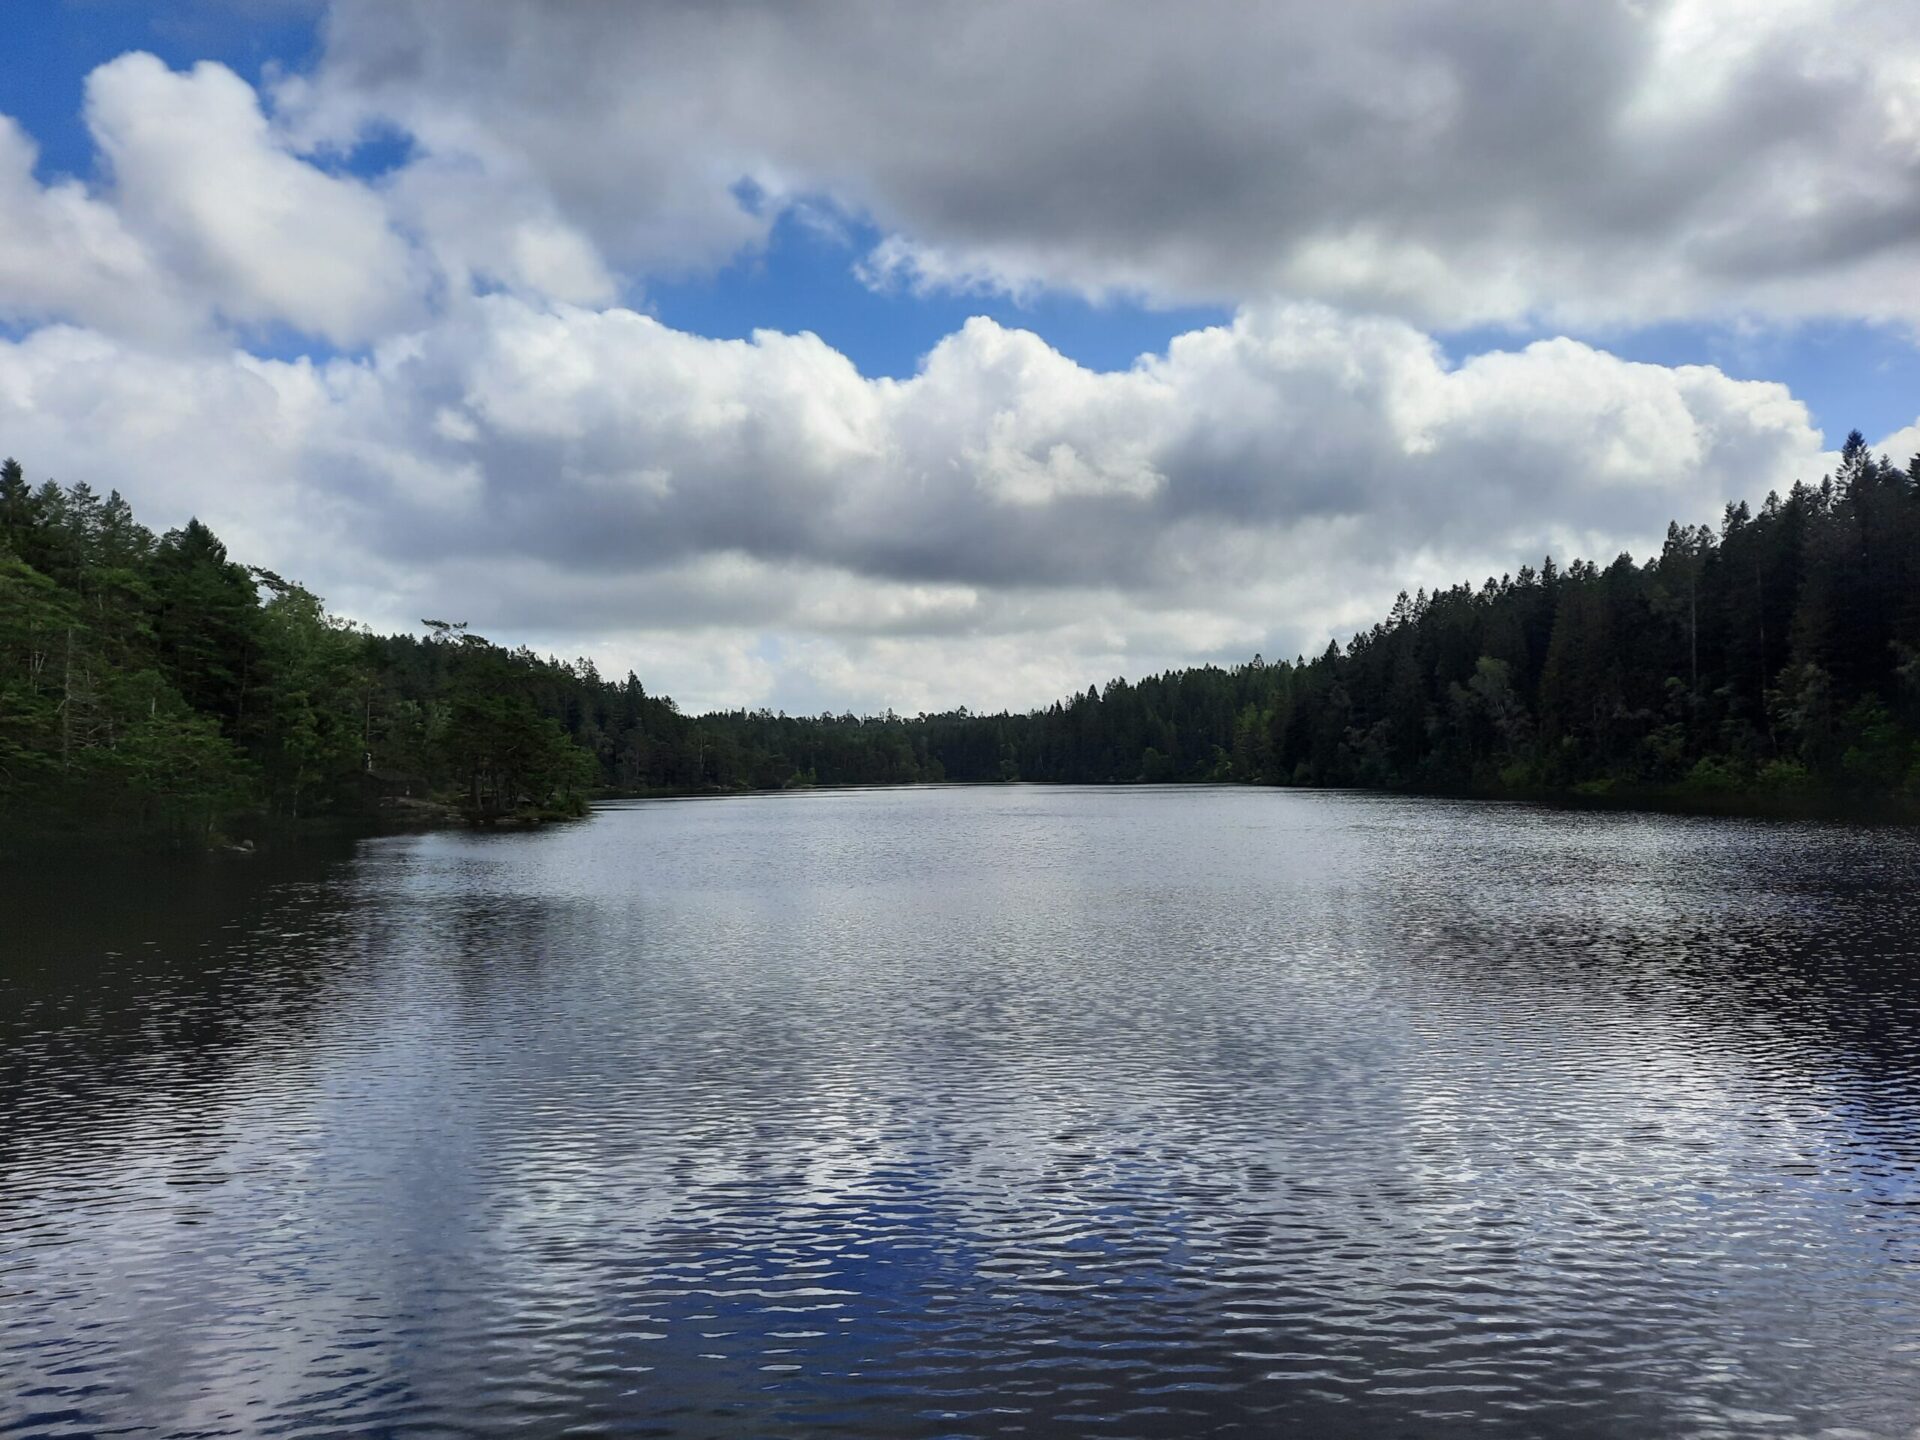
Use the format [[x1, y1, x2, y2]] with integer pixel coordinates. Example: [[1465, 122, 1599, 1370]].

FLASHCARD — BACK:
[[1839, 698, 1916, 790], [871, 433, 1918, 808], [104, 706, 255, 840], [4, 426, 1919, 847], [1757, 758, 1815, 793], [254, 578, 371, 819], [1681, 755, 1745, 794]]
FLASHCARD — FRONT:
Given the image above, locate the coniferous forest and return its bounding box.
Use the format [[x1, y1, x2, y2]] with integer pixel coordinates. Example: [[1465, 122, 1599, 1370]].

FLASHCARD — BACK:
[[4, 432, 1918, 850]]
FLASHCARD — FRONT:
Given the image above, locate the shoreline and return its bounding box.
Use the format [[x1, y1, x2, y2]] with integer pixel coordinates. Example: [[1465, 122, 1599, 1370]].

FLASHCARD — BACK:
[[6, 775, 1912, 864]]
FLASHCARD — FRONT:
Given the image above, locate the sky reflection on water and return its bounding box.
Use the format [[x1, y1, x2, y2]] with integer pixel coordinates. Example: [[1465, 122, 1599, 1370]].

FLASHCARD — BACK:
[[5, 787, 1920, 1437]]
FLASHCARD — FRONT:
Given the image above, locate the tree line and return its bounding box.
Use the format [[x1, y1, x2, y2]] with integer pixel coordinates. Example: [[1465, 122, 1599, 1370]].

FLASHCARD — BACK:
[[3, 430, 1917, 848], [905, 430, 1920, 802]]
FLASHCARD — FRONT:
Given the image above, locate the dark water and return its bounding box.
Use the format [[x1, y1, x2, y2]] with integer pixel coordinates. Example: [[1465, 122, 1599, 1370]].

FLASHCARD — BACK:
[[5, 787, 1920, 1439]]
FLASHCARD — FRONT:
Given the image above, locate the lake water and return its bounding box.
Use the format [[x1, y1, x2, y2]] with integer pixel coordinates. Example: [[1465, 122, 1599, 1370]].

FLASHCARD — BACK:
[[5, 786, 1920, 1438]]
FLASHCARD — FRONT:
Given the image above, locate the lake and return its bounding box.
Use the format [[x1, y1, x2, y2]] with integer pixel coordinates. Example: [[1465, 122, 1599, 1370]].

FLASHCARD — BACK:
[[5, 785, 1920, 1437]]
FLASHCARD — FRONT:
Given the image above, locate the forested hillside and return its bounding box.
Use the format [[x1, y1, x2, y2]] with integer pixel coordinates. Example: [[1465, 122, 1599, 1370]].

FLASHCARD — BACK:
[[4, 430, 1918, 850], [973, 432, 1920, 800], [0, 461, 604, 847]]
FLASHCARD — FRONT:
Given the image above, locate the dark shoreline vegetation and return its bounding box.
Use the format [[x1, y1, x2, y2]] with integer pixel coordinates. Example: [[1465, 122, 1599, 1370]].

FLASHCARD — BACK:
[[4, 431, 1919, 852]]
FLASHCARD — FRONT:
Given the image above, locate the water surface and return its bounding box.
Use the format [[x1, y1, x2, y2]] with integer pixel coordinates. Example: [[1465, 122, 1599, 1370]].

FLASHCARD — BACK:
[[5, 787, 1920, 1437]]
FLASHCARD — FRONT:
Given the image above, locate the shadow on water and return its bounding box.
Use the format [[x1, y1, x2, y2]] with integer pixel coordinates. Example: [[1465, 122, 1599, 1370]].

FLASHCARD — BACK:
[[0, 842, 369, 1197]]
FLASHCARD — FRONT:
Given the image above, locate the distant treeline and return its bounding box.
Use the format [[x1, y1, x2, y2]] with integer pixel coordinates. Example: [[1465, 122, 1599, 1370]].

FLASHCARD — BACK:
[[4, 430, 1918, 847]]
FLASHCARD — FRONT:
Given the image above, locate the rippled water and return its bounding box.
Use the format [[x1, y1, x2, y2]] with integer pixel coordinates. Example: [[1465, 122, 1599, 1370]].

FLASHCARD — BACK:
[[5, 787, 1920, 1438]]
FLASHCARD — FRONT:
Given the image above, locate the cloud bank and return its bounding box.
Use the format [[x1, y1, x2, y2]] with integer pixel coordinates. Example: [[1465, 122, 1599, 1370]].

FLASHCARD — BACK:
[[0, 295, 1839, 711], [1, 4, 1915, 712], [285, 0, 1920, 328]]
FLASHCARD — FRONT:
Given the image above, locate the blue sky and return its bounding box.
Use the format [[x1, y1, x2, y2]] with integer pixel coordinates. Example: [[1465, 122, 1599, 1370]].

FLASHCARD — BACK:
[[2, 1, 1918, 712], [2, 3, 319, 178]]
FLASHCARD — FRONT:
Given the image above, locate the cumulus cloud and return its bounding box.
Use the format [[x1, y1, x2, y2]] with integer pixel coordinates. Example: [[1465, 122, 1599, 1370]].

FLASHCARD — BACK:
[[382, 154, 616, 306], [0, 115, 194, 341], [0, 53, 419, 345], [284, 0, 1920, 327], [3, 7, 1913, 712], [51, 6, 1920, 342], [0, 298, 1858, 711]]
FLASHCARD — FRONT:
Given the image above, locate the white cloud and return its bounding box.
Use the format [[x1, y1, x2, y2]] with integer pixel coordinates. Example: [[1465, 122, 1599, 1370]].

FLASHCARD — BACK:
[[14, 10, 1920, 340], [84, 53, 420, 345], [383, 153, 616, 305], [0, 54, 421, 346], [1, 10, 1909, 713], [1874, 419, 1920, 468], [0, 299, 1857, 713], [0, 115, 193, 341], [284, 0, 1920, 328]]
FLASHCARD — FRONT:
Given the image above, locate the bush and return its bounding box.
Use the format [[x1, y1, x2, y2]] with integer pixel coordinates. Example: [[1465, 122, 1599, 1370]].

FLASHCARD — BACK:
[[1680, 755, 1743, 793], [1756, 758, 1814, 792]]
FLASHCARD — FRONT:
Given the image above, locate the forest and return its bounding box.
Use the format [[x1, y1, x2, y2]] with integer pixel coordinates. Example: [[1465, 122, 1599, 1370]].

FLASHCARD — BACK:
[[3, 429, 1918, 850]]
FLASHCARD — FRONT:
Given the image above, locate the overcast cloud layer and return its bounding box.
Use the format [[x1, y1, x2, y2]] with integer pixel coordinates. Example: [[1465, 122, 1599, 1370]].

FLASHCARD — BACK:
[[1, 2, 1917, 712]]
